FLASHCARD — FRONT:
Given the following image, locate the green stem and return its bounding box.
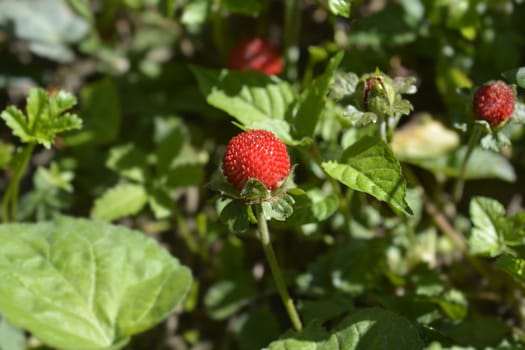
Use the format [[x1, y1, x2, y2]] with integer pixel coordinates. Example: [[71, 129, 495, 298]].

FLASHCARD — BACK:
[[1, 143, 35, 223], [255, 204, 303, 332], [452, 124, 483, 203], [283, 0, 301, 80]]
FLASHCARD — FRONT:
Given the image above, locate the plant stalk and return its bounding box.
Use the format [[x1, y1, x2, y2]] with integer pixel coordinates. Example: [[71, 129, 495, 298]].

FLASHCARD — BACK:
[[255, 204, 303, 332], [452, 124, 483, 203], [1, 143, 34, 223]]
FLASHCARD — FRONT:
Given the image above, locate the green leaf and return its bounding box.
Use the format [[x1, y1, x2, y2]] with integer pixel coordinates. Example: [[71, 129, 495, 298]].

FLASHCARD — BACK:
[[217, 198, 250, 233], [292, 52, 343, 138], [166, 164, 204, 188], [147, 185, 173, 219], [0, 107, 30, 143], [0, 216, 192, 350], [468, 196, 506, 257], [204, 275, 257, 320], [322, 136, 413, 215], [106, 144, 149, 183], [234, 308, 280, 350], [0, 318, 25, 350], [91, 183, 148, 221], [289, 189, 339, 224], [181, 0, 210, 26], [265, 308, 423, 349], [502, 66, 525, 88], [297, 239, 385, 296], [64, 79, 121, 146], [261, 194, 295, 221], [0, 0, 88, 62], [191, 66, 301, 144], [220, 0, 261, 16], [155, 124, 186, 175], [495, 254, 525, 285], [1, 88, 82, 148], [156, 0, 177, 17], [328, 0, 351, 17]]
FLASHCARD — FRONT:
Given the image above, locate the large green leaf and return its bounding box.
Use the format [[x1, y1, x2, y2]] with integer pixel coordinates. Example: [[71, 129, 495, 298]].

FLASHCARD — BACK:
[[191, 66, 301, 144], [292, 52, 343, 138], [322, 136, 412, 215], [91, 183, 148, 221], [265, 308, 423, 349], [0, 216, 192, 350]]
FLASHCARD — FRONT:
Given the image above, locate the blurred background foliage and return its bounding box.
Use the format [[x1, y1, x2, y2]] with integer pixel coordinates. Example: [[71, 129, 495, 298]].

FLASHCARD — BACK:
[[1, 0, 525, 349]]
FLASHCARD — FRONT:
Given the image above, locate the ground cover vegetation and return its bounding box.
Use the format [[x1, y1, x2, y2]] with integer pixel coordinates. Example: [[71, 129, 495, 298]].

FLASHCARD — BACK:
[[1, 0, 525, 349]]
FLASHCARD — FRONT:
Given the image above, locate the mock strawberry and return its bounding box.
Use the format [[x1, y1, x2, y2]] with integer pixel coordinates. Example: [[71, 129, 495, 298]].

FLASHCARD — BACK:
[[228, 37, 283, 76], [473, 81, 515, 127], [222, 130, 290, 190]]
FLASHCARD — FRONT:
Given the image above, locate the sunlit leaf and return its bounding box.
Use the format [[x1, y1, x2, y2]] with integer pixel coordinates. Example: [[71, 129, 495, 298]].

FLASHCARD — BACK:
[[0, 216, 192, 350], [328, 0, 351, 17], [191, 66, 303, 144], [322, 136, 412, 215]]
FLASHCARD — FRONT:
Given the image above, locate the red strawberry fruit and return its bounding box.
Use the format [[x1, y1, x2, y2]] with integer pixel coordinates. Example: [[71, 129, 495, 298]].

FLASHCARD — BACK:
[[228, 37, 283, 76], [222, 130, 290, 190], [473, 81, 515, 127]]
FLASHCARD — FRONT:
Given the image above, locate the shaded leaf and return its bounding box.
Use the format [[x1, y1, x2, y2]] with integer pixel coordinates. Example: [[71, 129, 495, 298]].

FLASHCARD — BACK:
[[292, 52, 343, 138], [217, 198, 250, 233], [204, 275, 257, 320], [0, 216, 192, 350], [265, 308, 423, 349], [64, 79, 121, 146], [496, 254, 525, 285], [322, 136, 412, 215], [234, 308, 280, 350], [502, 66, 525, 89], [220, 0, 261, 16], [106, 144, 149, 183]]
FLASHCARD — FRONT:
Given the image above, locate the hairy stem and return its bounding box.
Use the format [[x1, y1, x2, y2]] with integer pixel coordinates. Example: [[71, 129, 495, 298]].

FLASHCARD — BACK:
[[255, 204, 303, 332]]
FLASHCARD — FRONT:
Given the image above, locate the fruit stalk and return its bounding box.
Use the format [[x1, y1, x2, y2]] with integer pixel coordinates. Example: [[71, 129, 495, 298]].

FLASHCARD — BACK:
[[255, 204, 303, 332]]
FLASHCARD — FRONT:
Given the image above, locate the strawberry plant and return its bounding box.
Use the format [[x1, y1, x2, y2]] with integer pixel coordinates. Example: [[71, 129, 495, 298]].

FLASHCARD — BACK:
[[1, 0, 525, 349]]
